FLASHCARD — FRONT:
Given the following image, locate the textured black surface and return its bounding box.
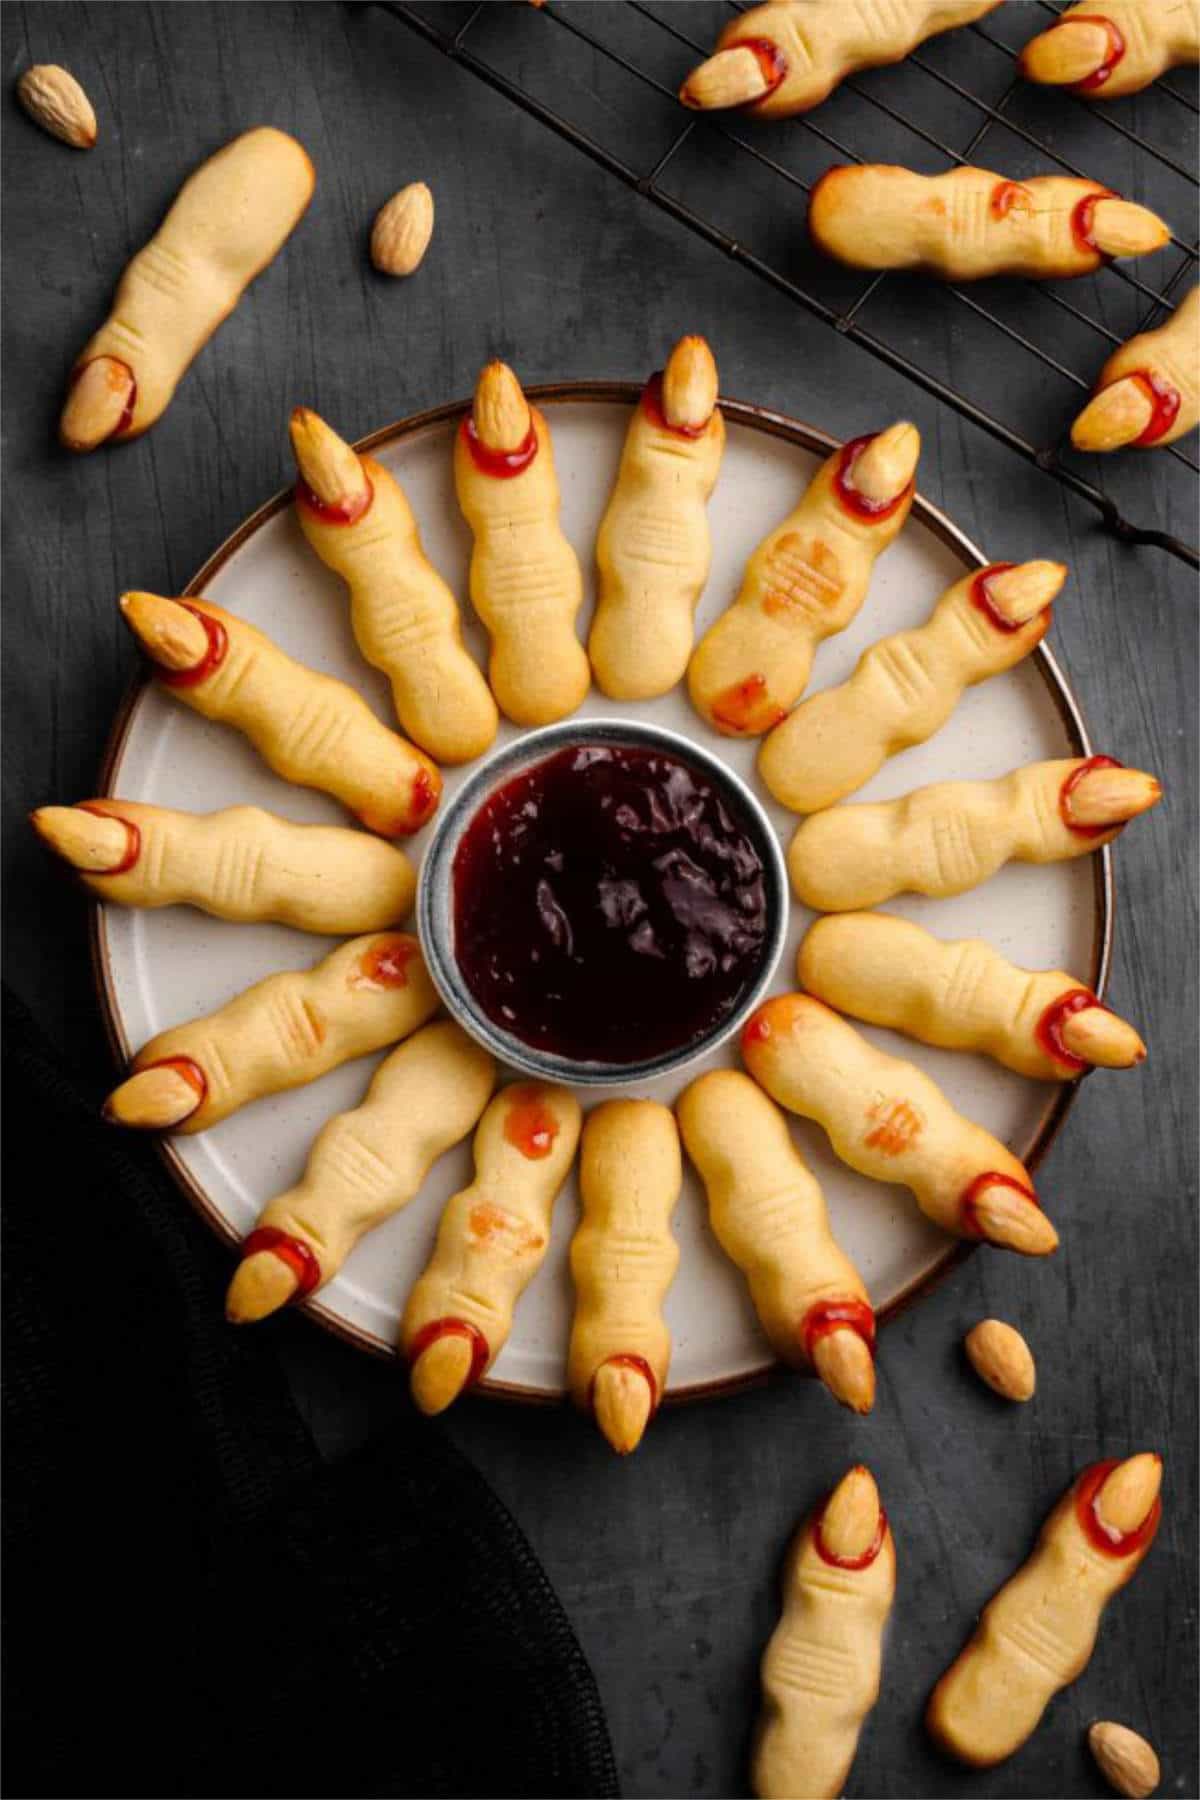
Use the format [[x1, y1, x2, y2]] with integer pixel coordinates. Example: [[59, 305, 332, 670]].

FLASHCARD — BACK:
[[3, 4, 1197, 1797]]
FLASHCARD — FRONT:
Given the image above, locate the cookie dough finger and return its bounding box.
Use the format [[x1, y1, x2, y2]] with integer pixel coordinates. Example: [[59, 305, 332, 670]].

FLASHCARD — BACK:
[[787, 756, 1162, 911], [798, 913, 1146, 1081], [61, 128, 314, 450], [103, 933, 438, 1133], [31, 799, 416, 934], [290, 407, 497, 765], [590, 336, 725, 700], [677, 1070, 875, 1413], [1073, 285, 1199, 452], [401, 1083, 582, 1413], [927, 1454, 1163, 1766], [688, 424, 918, 736], [226, 1020, 495, 1322], [121, 592, 440, 836], [753, 1466, 896, 1800], [809, 166, 1170, 279], [568, 1100, 682, 1455], [1020, 1, 1199, 98], [455, 361, 590, 726], [759, 560, 1064, 813], [742, 995, 1058, 1256]]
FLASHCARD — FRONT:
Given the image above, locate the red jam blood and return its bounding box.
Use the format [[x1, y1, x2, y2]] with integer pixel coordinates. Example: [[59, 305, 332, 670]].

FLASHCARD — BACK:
[[145, 1055, 207, 1109], [813, 1492, 888, 1571], [590, 1354, 659, 1417], [79, 804, 140, 876], [834, 435, 913, 524], [240, 1227, 321, 1299], [726, 36, 788, 98], [970, 562, 1024, 633], [711, 674, 786, 736], [408, 766, 440, 830], [408, 1317, 490, 1387], [504, 1087, 560, 1159], [990, 180, 1032, 220], [359, 936, 417, 988], [641, 371, 707, 439], [70, 358, 138, 441], [741, 1009, 773, 1051], [1037, 988, 1102, 1072], [959, 1171, 1041, 1239], [294, 474, 374, 527], [1059, 15, 1126, 92], [1059, 754, 1123, 838], [158, 604, 229, 688], [1074, 1459, 1162, 1557], [802, 1298, 876, 1363], [461, 413, 538, 479], [1071, 189, 1116, 259], [1129, 370, 1181, 446], [453, 743, 769, 1064]]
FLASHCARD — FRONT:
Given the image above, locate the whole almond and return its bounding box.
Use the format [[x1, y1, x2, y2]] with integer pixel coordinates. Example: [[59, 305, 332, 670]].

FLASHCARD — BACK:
[[17, 64, 97, 149], [370, 183, 434, 277], [964, 1319, 1036, 1402], [1088, 1722, 1160, 1798]]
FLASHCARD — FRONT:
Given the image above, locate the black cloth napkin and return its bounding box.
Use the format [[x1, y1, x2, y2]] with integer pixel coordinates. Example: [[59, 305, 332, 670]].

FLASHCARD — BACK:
[[2, 987, 620, 1800]]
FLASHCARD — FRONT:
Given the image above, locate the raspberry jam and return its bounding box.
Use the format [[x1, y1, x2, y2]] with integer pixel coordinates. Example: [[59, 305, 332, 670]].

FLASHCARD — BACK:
[[1130, 371, 1181, 446], [1074, 1458, 1161, 1557], [452, 743, 770, 1064], [158, 605, 228, 687]]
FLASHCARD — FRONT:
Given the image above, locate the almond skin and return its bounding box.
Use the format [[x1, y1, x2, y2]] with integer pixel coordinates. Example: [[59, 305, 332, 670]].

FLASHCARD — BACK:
[[964, 1319, 1036, 1402], [17, 64, 96, 149], [370, 182, 434, 277], [1088, 1722, 1160, 1798]]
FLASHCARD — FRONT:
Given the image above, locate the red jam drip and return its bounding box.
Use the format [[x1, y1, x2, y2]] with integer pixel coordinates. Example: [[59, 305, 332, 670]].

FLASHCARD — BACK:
[[969, 562, 1024, 633], [145, 1055, 207, 1108], [70, 358, 138, 441], [78, 804, 140, 876], [408, 1317, 490, 1388], [1071, 188, 1117, 259], [1074, 1459, 1162, 1558], [726, 36, 788, 99], [407, 766, 440, 831], [503, 1087, 560, 1159], [358, 936, 417, 988], [590, 1354, 659, 1418], [812, 1492, 888, 1571], [1036, 988, 1103, 1073], [641, 371, 707, 440], [834, 434, 913, 524], [1059, 754, 1123, 838], [990, 180, 1031, 220], [294, 474, 374, 527], [710, 674, 786, 736], [461, 413, 538, 479], [802, 1297, 877, 1363], [1059, 15, 1126, 92], [158, 604, 229, 688], [1130, 370, 1181, 446], [241, 1227, 321, 1299], [452, 743, 770, 1065], [741, 1008, 773, 1051], [960, 1171, 1041, 1240]]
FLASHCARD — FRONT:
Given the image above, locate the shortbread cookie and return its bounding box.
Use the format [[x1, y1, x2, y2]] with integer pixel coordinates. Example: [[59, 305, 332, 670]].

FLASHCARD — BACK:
[[1020, 1, 1199, 98], [1073, 285, 1199, 452]]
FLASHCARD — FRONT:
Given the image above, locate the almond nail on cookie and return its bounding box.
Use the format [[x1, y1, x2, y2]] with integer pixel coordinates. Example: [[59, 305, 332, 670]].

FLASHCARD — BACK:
[[590, 335, 726, 700], [1073, 286, 1199, 453], [1020, 1, 1199, 98], [688, 423, 918, 736], [103, 933, 438, 1133], [798, 913, 1146, 1081], [809, 166, 1171, 280], [225, 1020, 495, 1323], [927, 1453, 1163, 1766], [677, 1069, 875, 1413], [568, 1100, 682, 1455], [120, 592, 440, 836], [401, 1082, 582, 1414], [455, 360, 590, 726], [290, 407, 498, 765], [787, 756, 1162, 911], [61, 128, 314, 450], [759, 559, 1065, 813], [31, 800, 417, 934], [753, 1465, 896, 1800], [680, 1, 1000, 119], [742, 995, 1058, 1256]]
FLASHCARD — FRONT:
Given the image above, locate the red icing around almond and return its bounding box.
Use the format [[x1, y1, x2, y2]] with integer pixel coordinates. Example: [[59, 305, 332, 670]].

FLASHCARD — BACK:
[[503, 1087, 560, 1159], [1060, 14, 1127, 92], [358, 936, 417, 989], [78, 804, 140, 876], [143, 1055, 207, 1110], [959, 1170, 1041, 1239], [240, 1226, 322, 1298], [641, 371, 708, 439], [408, 1317, 490, 1388], [725, 36, 788, 99], [834, 434, 914, 523], [69, 358, 137, 442], [969, 562, 1028, 633], [461, 413, 538, 478], [1074, 1458, 1162, 1557], [812, 1490, 888, 1570], [710, 674, 786, 735], [1036, 988, 1103, 1073], [1071, 188, 1117, 259], [1059, 754, 1123, 838], [590, 1353, 659, 1418], [1129, 370, 1181, 445], [295, 473, 374, 526], [990, 180, 1032, 220], [802, 1297, 876, 1363], [158, 604, 229, 688]]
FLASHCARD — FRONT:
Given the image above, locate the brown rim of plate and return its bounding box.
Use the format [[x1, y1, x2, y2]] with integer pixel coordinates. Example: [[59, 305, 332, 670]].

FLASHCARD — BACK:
[[89, 382, 1113, 1408]]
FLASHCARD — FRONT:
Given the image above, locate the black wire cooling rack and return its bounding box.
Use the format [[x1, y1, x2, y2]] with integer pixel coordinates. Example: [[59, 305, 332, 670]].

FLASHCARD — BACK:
[[373, 0, 1199, 568]]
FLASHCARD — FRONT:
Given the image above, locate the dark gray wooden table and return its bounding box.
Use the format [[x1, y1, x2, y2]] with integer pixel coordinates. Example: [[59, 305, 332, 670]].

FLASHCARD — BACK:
[[4, 5, 1196, 1796]]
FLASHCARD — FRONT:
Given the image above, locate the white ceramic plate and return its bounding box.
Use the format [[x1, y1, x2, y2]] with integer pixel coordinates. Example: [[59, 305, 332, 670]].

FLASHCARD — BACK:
[[93, 387, 1109, 1401]]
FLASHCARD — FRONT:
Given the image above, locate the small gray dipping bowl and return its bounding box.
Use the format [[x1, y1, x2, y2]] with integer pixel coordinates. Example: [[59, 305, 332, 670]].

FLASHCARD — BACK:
[[417, 718, 788, 1087]]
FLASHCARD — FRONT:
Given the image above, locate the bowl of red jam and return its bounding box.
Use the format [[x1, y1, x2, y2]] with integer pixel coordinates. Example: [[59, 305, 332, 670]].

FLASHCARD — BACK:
[[418, 720, 788, 1085]]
